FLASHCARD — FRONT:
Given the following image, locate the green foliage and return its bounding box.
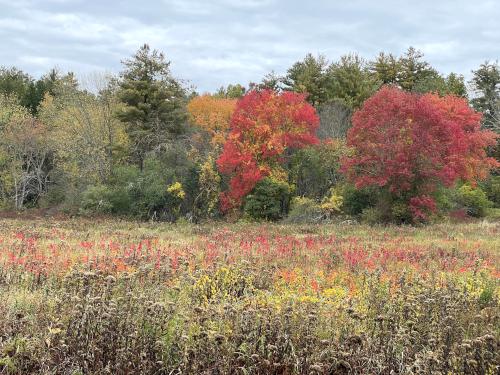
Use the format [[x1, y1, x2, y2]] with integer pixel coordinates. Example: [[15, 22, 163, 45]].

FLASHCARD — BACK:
[[370, 48, 467, 97], [80, 171, 134, 216], [478, 282, 496, 307], [370, 52, 400, 85], [214, 83, 246, 99], [325, 53, 379, 108], [0, 48, 496, 225], [193, 156, 221, 220], [485, 207, 500, 219], [481, 176, 500, 207], [0, 67, 60, 115], [256, 71, 282, 91], [360, 206, 384, 225], [444, 72, 468, 97], [397, 47, 437, 91], [39, 75, 128, 200], [433, 186, 455, 213], [390, 200, 412, 223], [80, 185, 115, 214], [338, 184, 375, 216], [79, 159, 193, 221], [320, 187, 344, 216], [470, 60, 500, 130], [284, 196, 323, 224], [413, 71, 467, 97], [290, 140, 347, 199], [244, 178, 291, 221], [115, 44, 188, 169], [283, 52, 381, 109], [455, 184, 492, 217], [282, 53, 330, 106]]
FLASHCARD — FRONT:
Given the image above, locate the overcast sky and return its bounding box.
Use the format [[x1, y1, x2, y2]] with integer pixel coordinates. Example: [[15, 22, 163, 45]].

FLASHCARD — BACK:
[[1, 0, 499, 92]]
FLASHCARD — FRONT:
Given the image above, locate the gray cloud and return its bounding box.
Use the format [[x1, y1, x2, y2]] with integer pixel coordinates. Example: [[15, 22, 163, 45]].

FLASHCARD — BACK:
[[1, 0, 499, 92]]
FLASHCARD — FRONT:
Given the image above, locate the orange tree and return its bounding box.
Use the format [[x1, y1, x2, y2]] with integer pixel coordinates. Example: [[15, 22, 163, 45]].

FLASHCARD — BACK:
[[217, 89, 319, 212], [341, 86, 498, 222], [187, 94, 237, 146]]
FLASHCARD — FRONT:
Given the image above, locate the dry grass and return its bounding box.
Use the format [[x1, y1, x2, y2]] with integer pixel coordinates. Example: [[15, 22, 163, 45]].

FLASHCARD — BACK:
[[0, 218, 498, 374]]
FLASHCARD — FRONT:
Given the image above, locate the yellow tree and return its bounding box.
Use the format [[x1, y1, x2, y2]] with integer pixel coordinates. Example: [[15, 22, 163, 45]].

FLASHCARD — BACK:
[[187, 94, 237, 146], [0, 95, 51, 208], [39, 78, 129, 194]]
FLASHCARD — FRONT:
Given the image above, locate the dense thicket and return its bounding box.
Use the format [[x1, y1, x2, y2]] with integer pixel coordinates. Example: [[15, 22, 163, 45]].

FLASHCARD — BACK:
[[0, 46, 498, 223]]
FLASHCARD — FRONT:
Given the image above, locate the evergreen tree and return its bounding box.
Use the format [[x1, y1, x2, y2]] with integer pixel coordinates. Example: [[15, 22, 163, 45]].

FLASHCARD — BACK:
[[397, 47, 436, 91], [0, 67, 60, 115], [215, 83, 246, 99], [116, 44, 188, 169], [470, 61, 500, 130], [370, 52, 400, 85], [283, 54, 330, 107], [325, 53, 379, 108], [413, 71, 467, 97]]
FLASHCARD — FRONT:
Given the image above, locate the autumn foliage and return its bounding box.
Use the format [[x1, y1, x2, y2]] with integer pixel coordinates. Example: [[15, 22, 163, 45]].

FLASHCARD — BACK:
[[187, 94, 237, 145], [217, 90, 319, 211], [342, 86, 498, 220]]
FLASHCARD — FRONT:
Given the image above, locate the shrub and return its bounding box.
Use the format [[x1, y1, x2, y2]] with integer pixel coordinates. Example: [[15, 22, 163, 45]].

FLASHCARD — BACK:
[[320, 187, 344, 217], [456, 184, 492, 217], [290, 140, 348, 200], [243, 178, 291, 221], [390, 200, 411, 223], [192, 156, 221, 220], [360, 206, 384, 225], [481, 176, 500, 207], [284, 196, 324, 223], [80, 185, 114, 214], [338, 184, 375, 216]]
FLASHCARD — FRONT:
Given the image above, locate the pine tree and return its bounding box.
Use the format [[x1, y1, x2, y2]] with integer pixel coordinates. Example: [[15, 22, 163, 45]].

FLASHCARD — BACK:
[[115, 44, 188, 169]]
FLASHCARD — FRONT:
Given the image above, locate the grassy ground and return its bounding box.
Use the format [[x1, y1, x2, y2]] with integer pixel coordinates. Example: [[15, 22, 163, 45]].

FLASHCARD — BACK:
[[0, 218, 498, 374]]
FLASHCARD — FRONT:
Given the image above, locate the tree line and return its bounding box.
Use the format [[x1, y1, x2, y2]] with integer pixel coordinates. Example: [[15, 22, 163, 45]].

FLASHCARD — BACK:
[[0, 44, 498, 223]]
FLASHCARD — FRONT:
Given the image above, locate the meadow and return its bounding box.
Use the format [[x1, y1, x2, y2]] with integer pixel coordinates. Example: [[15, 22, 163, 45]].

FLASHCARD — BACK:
[[0, 218, 498, 374]]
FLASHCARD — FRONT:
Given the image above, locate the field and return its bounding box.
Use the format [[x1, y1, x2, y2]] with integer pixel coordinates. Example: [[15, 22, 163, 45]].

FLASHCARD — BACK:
[[0, 218, 499, 374]]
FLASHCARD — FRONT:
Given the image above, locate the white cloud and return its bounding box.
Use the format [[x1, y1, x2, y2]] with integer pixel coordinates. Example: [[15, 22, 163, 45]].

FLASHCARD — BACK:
[[0, 0, 498, 91]]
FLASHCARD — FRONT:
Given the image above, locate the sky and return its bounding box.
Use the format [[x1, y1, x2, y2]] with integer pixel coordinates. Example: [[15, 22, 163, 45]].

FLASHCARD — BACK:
[[1, 0, 499, 93]]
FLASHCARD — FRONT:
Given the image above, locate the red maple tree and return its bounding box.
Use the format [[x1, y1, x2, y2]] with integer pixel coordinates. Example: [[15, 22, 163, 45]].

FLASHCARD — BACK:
[[217, 89, 319, 211], [341, 86, 498, 220]]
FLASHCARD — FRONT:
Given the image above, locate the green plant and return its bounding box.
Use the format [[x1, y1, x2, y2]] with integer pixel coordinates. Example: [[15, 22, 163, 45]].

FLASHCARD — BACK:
[[390, 200, 412, 223], [456, 184, 492, 217], [360, 207, 384, 225], [320, 187, 344, 217], [244, 178, 291, 221], [284, 196, 323, 223], [80, 185, 114, 214], [481, 176, 500, 207], [338, 184, 375, 216]]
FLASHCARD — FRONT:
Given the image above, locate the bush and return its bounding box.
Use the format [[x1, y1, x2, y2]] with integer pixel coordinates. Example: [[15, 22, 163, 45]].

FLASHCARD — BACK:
[[79, 163, 190, 221], [481, 176, 500, 208], [485, 207, 500, 220], [80, 185, 114, 214], [320, 187, 344, 217], [290, 140, 348, 200], [338, 184, 375, 216], [434, 186, 455, 213], [360, 207, 384, 225], [456, 184, 492, 217], [390, 200, 412, 223], [244, 178, 291, 221], [284, 196, 324, 223]]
